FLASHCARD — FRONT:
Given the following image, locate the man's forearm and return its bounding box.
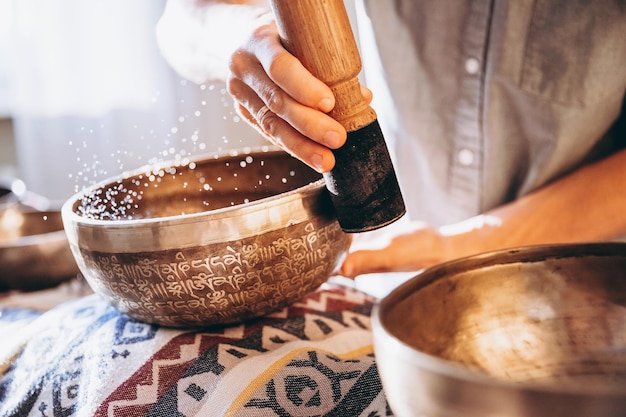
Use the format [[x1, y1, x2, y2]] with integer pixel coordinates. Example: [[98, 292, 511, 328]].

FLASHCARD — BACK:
[[449, 147, 626, 256]]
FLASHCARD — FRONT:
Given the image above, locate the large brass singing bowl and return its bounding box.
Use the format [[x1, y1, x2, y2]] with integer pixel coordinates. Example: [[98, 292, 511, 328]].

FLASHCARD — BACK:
[[62, 148, 350, 328], [372, 243, 626, 417]]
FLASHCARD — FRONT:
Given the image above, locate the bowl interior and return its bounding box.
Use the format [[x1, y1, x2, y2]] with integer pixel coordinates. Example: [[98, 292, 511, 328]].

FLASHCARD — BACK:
[[73, 148, 322, 221], [380, 244, 626, 389]]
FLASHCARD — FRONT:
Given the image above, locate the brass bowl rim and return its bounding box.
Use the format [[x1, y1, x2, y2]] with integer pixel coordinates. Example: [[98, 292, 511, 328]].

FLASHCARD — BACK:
[[0, 210, 67, 248], [62, 177, 325, 228], [62, 147, 326, 228], [61, 147, 334, 251], [0, 229, 68, 249], [373, 242, 626, 398]]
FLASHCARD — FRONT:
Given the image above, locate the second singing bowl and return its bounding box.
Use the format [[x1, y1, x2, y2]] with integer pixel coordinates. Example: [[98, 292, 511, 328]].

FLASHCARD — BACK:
[[373, 243, 626, 417], [62, 148, 350, 328], [0, 209, 78, 290]]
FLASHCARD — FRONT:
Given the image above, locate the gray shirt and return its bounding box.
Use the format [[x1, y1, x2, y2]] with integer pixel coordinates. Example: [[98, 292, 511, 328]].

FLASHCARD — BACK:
[[358, 0, 626, 226]]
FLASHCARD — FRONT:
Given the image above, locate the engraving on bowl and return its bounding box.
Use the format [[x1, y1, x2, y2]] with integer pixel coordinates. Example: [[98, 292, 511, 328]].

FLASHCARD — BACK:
[[77, 220, 348, 327]]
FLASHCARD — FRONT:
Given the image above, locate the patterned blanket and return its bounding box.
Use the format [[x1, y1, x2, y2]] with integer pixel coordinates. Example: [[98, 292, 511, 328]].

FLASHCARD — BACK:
[[0, 280, 392, 417]]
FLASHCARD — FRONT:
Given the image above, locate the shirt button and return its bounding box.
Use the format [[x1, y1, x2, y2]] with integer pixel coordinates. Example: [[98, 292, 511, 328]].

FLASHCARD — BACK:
[[464, 57, 480, 75], [458, 148, 475, 166]]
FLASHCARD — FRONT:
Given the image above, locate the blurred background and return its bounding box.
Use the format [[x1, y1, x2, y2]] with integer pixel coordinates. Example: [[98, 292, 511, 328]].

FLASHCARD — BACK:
[[0, 0, 265, 206]]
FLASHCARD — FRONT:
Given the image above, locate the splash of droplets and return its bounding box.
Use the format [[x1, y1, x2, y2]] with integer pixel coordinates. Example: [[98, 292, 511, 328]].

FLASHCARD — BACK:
[[66, 80, 295, 220], [77, 181, 145, 221], [75, 157, 202, 220]]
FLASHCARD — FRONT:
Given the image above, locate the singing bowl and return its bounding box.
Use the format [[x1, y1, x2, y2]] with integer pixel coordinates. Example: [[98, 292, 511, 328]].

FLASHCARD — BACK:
[[62, 147, 350, 328], [372, 243, 626, 417], [0, 209, 79, 290]]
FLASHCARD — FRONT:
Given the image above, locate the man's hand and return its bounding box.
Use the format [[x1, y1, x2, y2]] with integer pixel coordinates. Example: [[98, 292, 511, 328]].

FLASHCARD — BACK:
[[227, 20, 348, 172]]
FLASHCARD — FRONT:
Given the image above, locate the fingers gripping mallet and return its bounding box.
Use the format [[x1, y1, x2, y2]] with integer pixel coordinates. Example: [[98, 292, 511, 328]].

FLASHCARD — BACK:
[[270, 0, 406, 233]]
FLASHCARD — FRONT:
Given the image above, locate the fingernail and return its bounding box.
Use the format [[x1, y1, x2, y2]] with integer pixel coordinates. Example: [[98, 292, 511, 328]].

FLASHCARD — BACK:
[[310, 153, 325, 173], [323, 130, 342, 148], [317, 97, 334, 112]]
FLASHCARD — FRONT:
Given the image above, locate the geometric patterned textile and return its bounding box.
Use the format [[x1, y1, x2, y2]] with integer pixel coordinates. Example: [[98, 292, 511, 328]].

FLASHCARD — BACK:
[[0, 282, 393, 417]]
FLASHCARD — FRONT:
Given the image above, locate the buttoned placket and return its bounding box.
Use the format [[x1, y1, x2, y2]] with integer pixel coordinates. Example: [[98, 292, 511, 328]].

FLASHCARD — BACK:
[[448, 0, 494, 219]]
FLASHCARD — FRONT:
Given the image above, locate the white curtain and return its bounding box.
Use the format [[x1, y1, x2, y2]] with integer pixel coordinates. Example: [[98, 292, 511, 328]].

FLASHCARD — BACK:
[[7, 0, 263, 204]]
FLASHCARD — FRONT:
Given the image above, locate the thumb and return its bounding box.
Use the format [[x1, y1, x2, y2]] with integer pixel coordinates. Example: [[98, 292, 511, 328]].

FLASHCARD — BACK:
[[339, 249, 394, 278]]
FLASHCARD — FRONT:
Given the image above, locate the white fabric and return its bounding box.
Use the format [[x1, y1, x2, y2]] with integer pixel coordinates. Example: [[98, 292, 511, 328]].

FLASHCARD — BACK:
[[7, 0, 264, 203]]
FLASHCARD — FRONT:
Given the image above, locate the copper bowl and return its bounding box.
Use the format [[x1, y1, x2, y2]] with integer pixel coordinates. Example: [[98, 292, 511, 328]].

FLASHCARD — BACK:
[[62, 147, 350, 328], [0, 209, 79, 291], [373, 243, 626, 417]]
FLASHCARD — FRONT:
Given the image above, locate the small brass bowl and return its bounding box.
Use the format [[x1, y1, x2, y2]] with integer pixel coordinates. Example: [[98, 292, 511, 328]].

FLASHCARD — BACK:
[[62, 148, 350, 328], [0, 209, 79, 291], [373, 243, 626, 417]]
